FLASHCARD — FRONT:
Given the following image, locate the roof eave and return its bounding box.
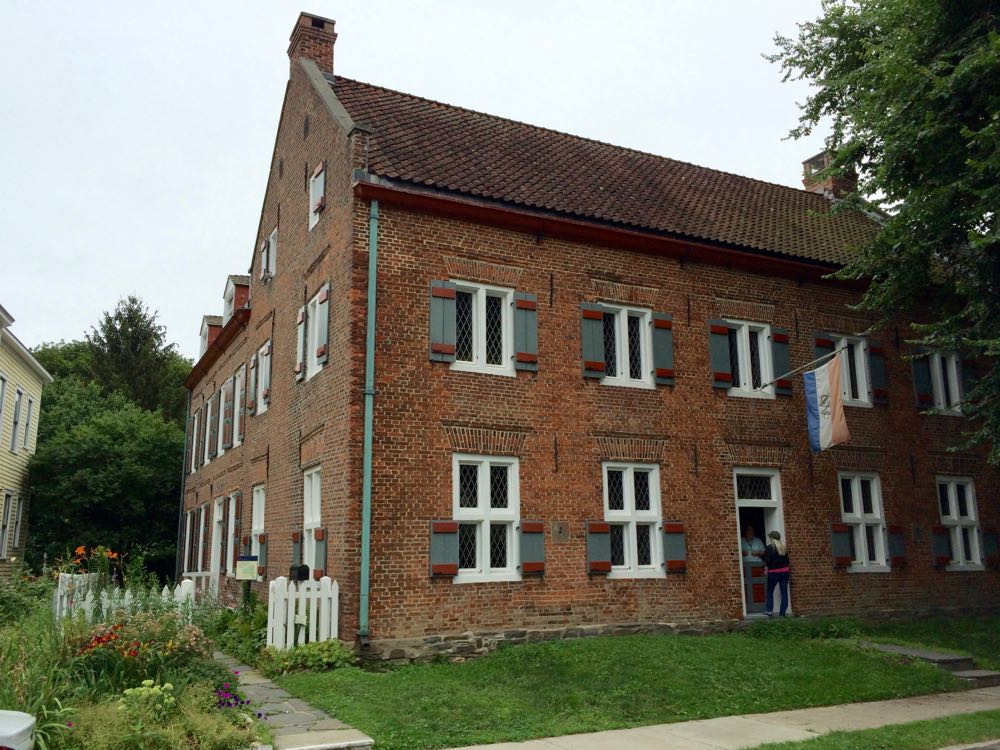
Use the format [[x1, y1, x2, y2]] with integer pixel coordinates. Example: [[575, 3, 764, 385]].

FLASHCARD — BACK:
[[185, 306, 251, 390]]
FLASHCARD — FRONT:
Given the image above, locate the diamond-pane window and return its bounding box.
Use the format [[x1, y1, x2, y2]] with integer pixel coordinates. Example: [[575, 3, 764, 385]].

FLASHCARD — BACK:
[[459, 464, 478, 508], [607, 470, 624, 510], [489, 523, 507, 568], [603, 313, 618, 377], [455, 291, 473, 362], [728, 328, 742, 388], [490, 465, 508, 509], [628, 315, 643, 379], [736, 474, 772, 501], [458, 524, 477, 569], [636, 524, 652, 566], [633, 471, 650, 511], [485, 295, 504, 365], [610, 524, 625, 566]]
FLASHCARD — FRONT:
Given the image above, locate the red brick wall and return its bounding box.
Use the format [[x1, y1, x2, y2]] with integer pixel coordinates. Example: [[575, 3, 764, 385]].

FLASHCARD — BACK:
[[357, 204, 1000, 640]]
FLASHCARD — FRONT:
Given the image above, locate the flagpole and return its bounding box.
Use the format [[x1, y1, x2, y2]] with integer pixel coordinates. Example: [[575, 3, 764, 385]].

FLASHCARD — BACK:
[[756, 346, 847, 391]]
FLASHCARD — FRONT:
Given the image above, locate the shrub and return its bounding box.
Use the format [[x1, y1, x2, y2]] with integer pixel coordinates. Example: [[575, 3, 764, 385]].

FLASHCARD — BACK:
[[199, 599, 268, 667], [257, 639, 356, 678], [0, 562, 55, 625], [744, 616, 863, 640]]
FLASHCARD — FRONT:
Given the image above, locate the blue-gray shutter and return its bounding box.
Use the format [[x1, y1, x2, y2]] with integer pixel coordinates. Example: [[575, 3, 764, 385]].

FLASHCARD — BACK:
[[961, 360, 977, 402], [316, 284, 330, 366], [662, 522, 687, 572], [830, 523, 852, 568], [241, 532, 251, 557], [586, 521, 611, 573], [429, 281, 457, 363], [931, 525, 951, 566], [982, 529, 999, 569], [708, 320, 732, 389], [296, 306, 306, 381], [580, 304, 606, 378], [771, 327, 792, 396], [519, 520, 544, 575], [313, 527, 327, 579], [258, 533, 268, 577], [912, 353, 933, 410], [887, 524, 905, 567], [652, 313, 675, 386], [208, 390, 220, 459], [869, 342, 888, 405], [184, 417, 194, 473], [429, 520, 459, 576], [814, 333, 836, 360], [514, 292, 539, 372], [291, 531, 302, 568], [231, 493, 242, 569]]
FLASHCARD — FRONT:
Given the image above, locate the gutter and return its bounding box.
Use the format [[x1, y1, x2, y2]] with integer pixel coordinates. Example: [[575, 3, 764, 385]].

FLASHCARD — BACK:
[[358, 199, 379, 643], [175, 390, 192, 583]]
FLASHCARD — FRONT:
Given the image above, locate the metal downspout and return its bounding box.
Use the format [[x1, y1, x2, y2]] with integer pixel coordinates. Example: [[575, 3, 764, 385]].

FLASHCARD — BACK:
[[359, 199, 378, 641], [174, 391, 191, 583]]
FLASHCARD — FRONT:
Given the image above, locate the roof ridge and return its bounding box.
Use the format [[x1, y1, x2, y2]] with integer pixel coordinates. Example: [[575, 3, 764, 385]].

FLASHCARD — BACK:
[[330, 74, 835, 203]]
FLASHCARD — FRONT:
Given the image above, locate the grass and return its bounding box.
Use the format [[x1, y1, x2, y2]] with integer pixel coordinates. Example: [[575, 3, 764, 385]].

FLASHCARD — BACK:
[[756, 708, 1000, 749], [860, 616, 1000, 670], [279, 633, 960, 750]]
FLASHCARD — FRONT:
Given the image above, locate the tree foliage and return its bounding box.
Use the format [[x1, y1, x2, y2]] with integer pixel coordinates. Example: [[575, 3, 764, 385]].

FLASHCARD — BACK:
[[28, 398, 183, 578], [86, 295, 190, 425], [769, 0, 1000, 461]]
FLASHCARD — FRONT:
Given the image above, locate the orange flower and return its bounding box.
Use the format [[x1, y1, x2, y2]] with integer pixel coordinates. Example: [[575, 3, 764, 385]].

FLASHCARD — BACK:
[[74, 545, 87, 556], [105, 550, 119, 560]]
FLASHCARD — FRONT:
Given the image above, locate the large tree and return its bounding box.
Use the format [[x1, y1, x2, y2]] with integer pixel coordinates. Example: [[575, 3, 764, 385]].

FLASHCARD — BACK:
[[769, 0, 999, 461], [86, 295, 190, 425]]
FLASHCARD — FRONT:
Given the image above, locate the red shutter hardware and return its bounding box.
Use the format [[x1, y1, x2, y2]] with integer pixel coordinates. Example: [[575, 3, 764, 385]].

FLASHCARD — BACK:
[[582, 309, 603, 320], [710, 325, 731, 335], [656, 367, 675, 378], [257, 566, 266, 577], [583, 360, 606, 372], [772, 332, 790, 343], [522, 562, 544, 573], [312, 569, 325, 580], [291, 531, 301, 542], [314, 528, 325, 541], [431, 564, 459, 576], [431, 343, 456, 355], [776, 379, 792, 389], [314, 196, 326, 213], [712, 372, 733, 382], [258, 533, 267, 544], [430, 286, 457, 299], [516, 352, 538, 364], [316, 344, 327, 358], [520, 521, 544, 533], [653, 318, 673, 330], [312, 161, 325, 177], [317, 287, 329, 304], [515, 298, 537, 310], [431, 521, 458, 533]]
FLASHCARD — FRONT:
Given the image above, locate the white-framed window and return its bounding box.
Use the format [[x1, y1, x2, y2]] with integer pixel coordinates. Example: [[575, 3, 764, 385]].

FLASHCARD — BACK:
[[303, 467, 322, 568], [603, 463, 663, 578], [600, 304, 654, 389], [251, 484, 266, 560], [452, 281, 515, 377], [256, 342, 271, 414], [212, 496, 225, 573], [9, 389, 23, 453], [838, 473, 888, 571], [260, 227, 278, 280], [234, 366, 245, 447], [305, 289, 324, 381], [733, 468, 782, 506], [937, 477, 981, 569], [829, 335, 871, 406], [225, 494, 238, 575], [0, 492, 12, 559], [12, 495, 24, 549], [309, 163, 325, 230], [183, 510, 194, 573], [189, 410, 201, 474], [724, 320, 774, 398], [21, 397, 33, 451], [196, 504, 208, 573], [452, 454, 520, 583], [930, 351, 962, 413]]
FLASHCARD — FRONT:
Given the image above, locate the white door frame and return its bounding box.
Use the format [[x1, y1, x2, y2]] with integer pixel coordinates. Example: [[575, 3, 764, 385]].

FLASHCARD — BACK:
[[209, 496, 224, 596], [732, 467, 790, 618]]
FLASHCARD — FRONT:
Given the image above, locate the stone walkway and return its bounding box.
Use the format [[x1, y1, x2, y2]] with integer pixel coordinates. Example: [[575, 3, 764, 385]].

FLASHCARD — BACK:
[[214, 652, 373, 750], [444, 686, 1000, 750]]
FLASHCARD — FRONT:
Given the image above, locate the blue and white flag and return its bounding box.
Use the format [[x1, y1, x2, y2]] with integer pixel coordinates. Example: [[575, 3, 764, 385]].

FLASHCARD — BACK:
[[803, 354, 850, 452]]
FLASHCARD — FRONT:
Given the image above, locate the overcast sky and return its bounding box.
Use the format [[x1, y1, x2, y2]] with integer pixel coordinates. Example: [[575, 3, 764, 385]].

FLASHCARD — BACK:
[[1, 0, 827, 361]]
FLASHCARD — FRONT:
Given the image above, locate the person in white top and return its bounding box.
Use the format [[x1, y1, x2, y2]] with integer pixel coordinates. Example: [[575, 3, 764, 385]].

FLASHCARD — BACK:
[[741, 524, 765, 563]]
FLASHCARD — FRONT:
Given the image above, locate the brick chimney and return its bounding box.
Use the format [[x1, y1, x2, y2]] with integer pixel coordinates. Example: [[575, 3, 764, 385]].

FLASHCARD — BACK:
[[802, 150, 857, 199], [288, 12, 338, 75]]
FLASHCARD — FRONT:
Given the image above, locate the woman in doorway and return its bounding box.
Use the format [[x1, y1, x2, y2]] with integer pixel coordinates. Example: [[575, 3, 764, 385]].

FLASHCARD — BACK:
[[761, 530, 790, 617]]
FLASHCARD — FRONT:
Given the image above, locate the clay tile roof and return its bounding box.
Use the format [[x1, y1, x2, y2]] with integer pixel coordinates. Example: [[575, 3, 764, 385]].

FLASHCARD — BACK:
[[330, 76, 878, 266]]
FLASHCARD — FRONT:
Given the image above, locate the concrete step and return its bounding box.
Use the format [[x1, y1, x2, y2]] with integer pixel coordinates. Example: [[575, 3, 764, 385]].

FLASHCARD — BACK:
[[953, 669, 1000, 689], [273, 728, 374, 750], [861, 641, 976, 671]]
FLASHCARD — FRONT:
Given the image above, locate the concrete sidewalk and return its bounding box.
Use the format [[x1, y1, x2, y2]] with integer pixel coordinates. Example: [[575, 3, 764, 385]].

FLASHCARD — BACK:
[[446, 686, 1000, 750]]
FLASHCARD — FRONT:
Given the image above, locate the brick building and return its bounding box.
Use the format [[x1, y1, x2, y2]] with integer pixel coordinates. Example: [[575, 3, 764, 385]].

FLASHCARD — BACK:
[[179, 12, 999, 657]]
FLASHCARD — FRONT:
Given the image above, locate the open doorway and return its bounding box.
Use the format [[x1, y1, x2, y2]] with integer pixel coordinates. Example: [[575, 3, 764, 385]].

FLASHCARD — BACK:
[[733, 469, 788, 617]]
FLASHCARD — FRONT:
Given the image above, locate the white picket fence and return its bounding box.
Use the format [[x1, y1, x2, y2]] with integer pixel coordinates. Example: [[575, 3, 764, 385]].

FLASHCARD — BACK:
[[53, 573, 195, 623], [266, 576, 339, 650]]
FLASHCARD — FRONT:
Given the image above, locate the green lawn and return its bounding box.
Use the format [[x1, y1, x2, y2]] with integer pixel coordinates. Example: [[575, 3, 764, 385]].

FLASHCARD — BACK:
[[860, 616, 1000, 670], [279, 634, 959, 750], [756, 709, 1000, 750]]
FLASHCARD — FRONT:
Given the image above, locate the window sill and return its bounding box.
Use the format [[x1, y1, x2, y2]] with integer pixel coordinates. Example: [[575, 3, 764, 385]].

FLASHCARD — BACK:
[[843, 400, 873, 409], [601, 377, 655, 390], [449, 362, 516, 378], [453, 571, 522, 584], [608, 568, 666, 580], [729, 389, 775, 400], [945, 563, 984, 573], [846, 563, 891, 573]]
